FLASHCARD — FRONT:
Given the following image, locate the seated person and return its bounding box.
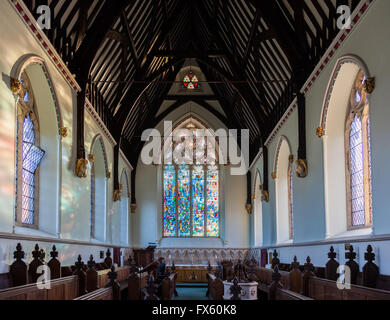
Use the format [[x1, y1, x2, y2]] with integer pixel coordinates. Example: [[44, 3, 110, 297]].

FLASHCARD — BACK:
[[157, 257, 167, 281]]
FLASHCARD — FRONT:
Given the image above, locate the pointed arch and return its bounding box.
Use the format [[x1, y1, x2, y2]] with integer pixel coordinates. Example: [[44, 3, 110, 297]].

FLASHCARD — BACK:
[[11, 55, 63, 134], [90, 134, 109, 177], [274, 136, 294, 244], [90, 134, 108, 242], [12, 55, 62, 235], [272, 135, 292, 178], [320, 55, 373, 238], [319, 55, 370, 135], [253, 169, 263, 247]]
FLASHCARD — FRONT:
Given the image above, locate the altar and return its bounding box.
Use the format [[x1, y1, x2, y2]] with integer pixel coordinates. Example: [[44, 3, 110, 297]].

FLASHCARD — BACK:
[[223, 281, 258, 300]]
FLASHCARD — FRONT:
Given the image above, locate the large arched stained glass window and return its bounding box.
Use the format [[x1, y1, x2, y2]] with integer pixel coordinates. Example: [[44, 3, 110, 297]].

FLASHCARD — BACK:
[[346, 70, 372, 229], [163, 164, 220, 238], [163, 121, 220, 238]]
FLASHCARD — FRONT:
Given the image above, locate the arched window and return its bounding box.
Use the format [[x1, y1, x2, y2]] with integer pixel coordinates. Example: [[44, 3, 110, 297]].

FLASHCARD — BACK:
[[253, 171, 263, 247], [15, 72, 45, 227], [182, 71, 200, 90], [90, 137, 107, 242], [345, 71, 372, 229], [274, 137, 293, 243], [320, 57, 373, 237], [120, 170, 130, 245], [163, 121, 219, 238], [288, 160, 294, 239]]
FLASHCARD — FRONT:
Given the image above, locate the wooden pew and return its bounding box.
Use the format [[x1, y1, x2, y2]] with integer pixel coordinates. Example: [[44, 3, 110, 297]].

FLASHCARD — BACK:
[[76, 265, 121, 300], [127, 272, 148, 300], [206, 273, 224, 300], [256, 245, 390, 300], [0, 276, 78, 300], [161, 272, 178, 300], [74, 287, 114, 300]]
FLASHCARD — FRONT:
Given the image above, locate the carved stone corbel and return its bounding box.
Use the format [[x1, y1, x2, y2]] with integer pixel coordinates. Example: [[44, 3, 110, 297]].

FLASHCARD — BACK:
[[363, 77, 375, 94], [261, 190, 269, 203], [88, 154, 94, 164], [10, 77, 22, 95], [113, 190, 122, 202], [60, 127, 68, 138], [130, 203, 137, 214], [316, 127, 323, 138], [296, 159, 308, 178], [245, 203, 252, 214], [75, 158, 88, 178]]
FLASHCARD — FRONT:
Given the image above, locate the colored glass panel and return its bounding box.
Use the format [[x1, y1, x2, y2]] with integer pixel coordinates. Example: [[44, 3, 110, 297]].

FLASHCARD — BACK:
[[206, 166, 219, 237], [178, 165, 191, 236], [192, 165, 205, 236], [349, 116, 365, 226], [163, 165, 176, 236]]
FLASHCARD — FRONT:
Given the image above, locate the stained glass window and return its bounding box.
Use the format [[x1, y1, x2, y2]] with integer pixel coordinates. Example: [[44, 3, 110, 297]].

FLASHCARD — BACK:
[[288, 164, 294, 239], [163, 123, 220, 237], [182, 71, 200, 90], [206, 166, 219, 237], [349, 116, 365, 226], [163, 165, 176, 236], [19, 115, 45, 225], [192, 165, 205, 237], [346, 70, 372, 228], [178, 165, 191, 236]]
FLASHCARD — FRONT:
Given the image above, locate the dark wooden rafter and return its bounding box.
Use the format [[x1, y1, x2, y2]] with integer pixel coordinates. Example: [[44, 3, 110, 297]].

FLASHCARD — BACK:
[[21, 0, 353, 182]]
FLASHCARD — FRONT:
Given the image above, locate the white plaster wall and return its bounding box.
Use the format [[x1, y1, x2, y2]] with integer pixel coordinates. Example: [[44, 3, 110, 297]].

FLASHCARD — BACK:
[[0, 1, 132, 262], [249, 0, 390, 273]]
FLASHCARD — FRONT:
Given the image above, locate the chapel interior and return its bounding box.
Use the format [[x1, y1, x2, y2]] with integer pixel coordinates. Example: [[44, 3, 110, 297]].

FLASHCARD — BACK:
[[0, 0, 390, 301]]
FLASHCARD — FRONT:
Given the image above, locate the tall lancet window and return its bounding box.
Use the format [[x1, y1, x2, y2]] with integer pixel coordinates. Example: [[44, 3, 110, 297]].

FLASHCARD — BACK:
[[15, 73, 45, 227], [288, 160, 294, 239], [163, 121, 219, 238], [346, 71, 372, 228]]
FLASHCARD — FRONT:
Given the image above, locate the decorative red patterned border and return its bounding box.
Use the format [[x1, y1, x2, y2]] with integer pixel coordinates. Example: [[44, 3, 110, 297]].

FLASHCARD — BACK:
[[9, 0, 81, 93], [250, 0, 375, 170], [8, 0, 119, 148]]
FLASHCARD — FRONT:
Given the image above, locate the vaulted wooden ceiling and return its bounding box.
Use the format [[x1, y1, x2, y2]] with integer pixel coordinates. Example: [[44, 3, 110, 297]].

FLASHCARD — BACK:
[[23, 0, 361, 167]]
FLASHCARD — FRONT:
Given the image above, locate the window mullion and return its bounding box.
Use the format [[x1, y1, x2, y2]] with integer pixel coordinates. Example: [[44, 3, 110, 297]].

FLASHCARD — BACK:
[[204, 165, 207, 237], [190, 165, 193, 237], [175, 165, 179, 237]]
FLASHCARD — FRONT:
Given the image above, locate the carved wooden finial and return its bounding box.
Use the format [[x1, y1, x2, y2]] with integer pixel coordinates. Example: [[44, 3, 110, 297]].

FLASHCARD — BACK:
[[32, 244, 41, 260], [272, 265, 282, 283], [106, 249, 111, 258], [50, 246, 58, 259], [88, 255, 96, 269], [326, 246, 339, 281], [75, 255, 84, 270], [171, 260, 176, 272], [14, 243, 25, 261], [304, 256, 315, 274], [363, 245, 379, 288], [291, 256, 300, 270], [345, 245, 359, 285], [230, 277, 242, 300], [271, 250, 280, 269]]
